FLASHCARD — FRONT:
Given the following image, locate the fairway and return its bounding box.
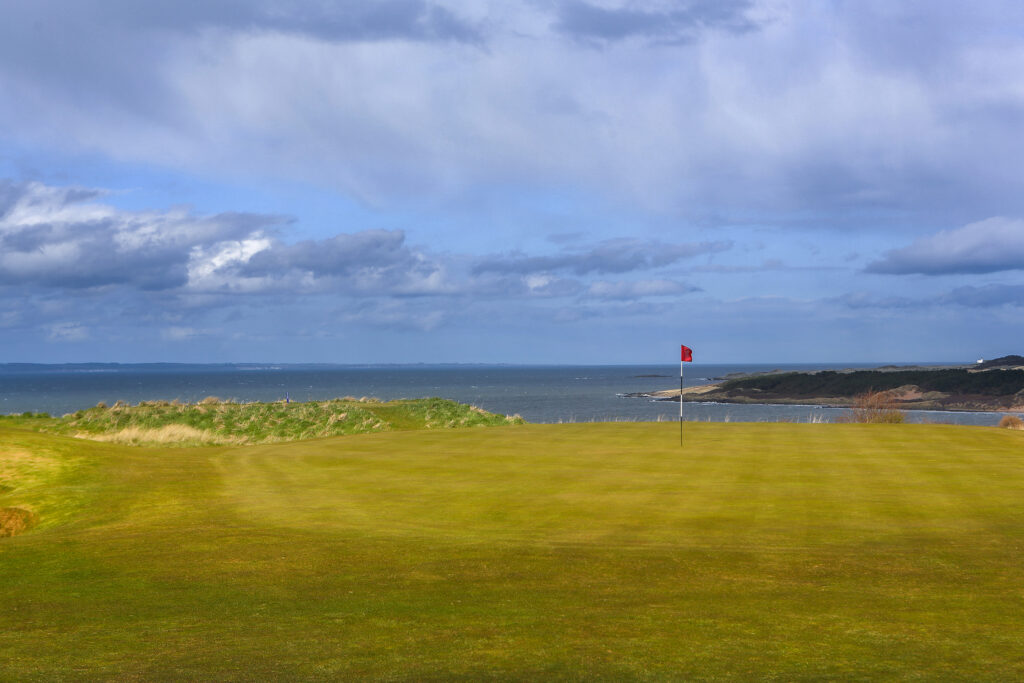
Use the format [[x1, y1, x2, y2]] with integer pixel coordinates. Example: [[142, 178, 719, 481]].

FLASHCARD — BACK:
[[2, 422, 1024, 680]]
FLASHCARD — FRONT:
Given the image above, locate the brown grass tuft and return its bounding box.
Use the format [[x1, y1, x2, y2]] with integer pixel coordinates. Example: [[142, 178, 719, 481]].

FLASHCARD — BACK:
[[80, 424, 237, 446], [0, 507, 38, 538], [840, 389, 906, 424], [998, 415, 1024, 430]]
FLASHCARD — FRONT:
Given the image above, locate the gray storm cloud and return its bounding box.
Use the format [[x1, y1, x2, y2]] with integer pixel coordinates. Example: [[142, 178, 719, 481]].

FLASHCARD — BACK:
[[3, 1, 1024, 222], [240, 230, 412, 277], [555, 0, 759, 44], [866, 218, 1024, 275], [8, 0, 480, 43]]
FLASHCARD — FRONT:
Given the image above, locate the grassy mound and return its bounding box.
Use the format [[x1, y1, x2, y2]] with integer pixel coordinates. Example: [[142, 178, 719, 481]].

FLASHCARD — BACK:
[[1, 422, 1024, 679], [3, 397, 523, 446]]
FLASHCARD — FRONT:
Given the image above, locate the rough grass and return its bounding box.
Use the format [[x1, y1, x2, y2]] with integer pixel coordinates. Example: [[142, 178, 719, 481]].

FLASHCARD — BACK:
[[2, 422, 1024, 679], [2, 397, 523, 446], [999, 414, 1024, 430], [840, 389, 907, 423]]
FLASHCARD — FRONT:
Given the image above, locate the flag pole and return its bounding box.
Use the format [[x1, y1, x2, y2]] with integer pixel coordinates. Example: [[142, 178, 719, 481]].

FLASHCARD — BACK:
[[679, 357, 683, 446], [679, 344, 692, 446]]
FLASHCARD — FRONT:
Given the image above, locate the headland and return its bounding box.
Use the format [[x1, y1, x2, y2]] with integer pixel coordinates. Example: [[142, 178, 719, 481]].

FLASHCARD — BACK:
[[627, 355, 1024, 412]]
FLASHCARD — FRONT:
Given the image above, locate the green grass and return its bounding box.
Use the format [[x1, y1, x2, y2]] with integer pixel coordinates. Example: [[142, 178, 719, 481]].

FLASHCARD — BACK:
[[1, 397, 522, 446], [2, 422, 1024, 679]]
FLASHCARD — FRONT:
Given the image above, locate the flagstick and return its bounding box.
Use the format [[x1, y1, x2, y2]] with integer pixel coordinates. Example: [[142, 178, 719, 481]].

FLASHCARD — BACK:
[[679, 359, 684, 446]]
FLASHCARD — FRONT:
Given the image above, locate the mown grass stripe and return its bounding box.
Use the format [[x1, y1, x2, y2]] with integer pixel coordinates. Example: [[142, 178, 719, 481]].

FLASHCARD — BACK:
[[2, 422, 1024, 679]]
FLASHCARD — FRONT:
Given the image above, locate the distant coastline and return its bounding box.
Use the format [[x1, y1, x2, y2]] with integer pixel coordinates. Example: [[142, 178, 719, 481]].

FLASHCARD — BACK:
[[626, 356, 1024, 413], [4, 361, 1015, 425]]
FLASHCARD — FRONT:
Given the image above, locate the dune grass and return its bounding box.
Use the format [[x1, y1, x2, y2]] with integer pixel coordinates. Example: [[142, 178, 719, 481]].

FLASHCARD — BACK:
[[2, 397, 522, 446], [2, 421, 1024, 679]]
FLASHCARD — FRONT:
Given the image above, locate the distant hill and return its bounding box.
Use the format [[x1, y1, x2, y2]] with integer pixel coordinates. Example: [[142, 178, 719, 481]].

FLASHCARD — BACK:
[[977, 355, 1024, 370], [654, 364, 1024, 412]]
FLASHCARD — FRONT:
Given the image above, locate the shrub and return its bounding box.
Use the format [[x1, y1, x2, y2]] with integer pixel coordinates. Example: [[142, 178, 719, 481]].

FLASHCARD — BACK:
[[998, 415, 1024, 430], [843, 390, 906, 424]]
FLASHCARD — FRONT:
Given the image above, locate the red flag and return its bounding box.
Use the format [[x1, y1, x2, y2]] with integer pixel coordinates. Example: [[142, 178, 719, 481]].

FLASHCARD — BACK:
[[681, 345, 693, 362]]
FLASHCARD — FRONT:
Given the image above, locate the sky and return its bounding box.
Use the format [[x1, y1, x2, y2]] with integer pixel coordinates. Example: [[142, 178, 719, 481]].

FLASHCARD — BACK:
[[1, 0, 1023, 364]]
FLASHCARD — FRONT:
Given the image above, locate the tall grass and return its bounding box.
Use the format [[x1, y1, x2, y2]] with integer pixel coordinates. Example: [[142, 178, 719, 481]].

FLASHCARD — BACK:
[[9, 397, 524, 447]]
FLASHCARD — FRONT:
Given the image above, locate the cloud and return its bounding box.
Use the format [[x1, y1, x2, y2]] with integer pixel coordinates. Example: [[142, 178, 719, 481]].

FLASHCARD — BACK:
[[8, 0, 1024, 224], [339, 299, 448, 331], [555, 0, 759, 45], [940, 284, 1024, 307], [832, 283, 1024, 310], [3, 180, 719, 314], [47, 322, 89, 341], [240, 230, 411, 277], [866, 217, 1024, 275], [521, 274, 585, 298], [161, 326, 205, 341], [687, 258, 841, 274], [586, 279, 699, 300], [474, 239, 731, 276], [11, 1, 480, 45], [0, 181, 282, 290], [219, 230, 453, 296], [0, 180, 463, 299], [831, 291, 920, 310]]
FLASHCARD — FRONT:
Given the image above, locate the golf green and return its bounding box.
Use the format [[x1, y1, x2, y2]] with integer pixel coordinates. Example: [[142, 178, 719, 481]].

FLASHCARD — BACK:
[[2, 422, 1023, 680]]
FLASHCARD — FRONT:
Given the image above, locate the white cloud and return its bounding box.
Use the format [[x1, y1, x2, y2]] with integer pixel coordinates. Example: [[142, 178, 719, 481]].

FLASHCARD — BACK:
[[187, 237, 276, 292], [47, 322, 89, 341], [161, 326, 203, 341], [0, 181, 278, 290]]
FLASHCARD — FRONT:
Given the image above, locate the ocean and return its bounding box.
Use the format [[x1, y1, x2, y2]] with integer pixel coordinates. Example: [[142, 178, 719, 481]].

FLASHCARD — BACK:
[[0, 362, 1012, 426]]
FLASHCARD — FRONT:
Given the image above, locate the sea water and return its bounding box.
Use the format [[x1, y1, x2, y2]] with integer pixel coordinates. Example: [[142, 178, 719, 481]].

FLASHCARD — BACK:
[[0, 362, 1013, 426]]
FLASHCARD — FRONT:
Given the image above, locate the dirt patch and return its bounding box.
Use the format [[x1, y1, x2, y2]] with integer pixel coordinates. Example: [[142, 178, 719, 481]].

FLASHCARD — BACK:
[[0, 507, 38, 538]]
